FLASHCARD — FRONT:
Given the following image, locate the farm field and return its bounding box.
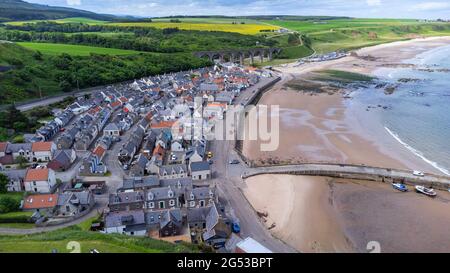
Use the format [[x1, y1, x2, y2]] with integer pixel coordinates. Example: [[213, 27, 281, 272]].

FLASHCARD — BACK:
[[17, 42, 142, 56], [266, 18, 450, 53], [5, 17, 108, 26], [104, 21, 280, 35]]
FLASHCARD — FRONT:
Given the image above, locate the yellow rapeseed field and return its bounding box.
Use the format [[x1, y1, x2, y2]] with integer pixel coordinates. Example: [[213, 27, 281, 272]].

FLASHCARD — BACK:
[[109, 22, 280, 35]]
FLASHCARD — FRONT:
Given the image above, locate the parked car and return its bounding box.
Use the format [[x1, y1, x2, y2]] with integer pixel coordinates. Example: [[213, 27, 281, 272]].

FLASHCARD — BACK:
[[231, 222, 241, 233], [229, 159, 240, 165], [413, 170, 425, 177]]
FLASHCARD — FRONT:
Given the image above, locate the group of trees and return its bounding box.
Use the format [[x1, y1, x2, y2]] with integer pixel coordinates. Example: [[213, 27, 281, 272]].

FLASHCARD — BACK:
[[51, 52, 212, 90], [0, 104, 33, 139], [2, 22, 275, 53]]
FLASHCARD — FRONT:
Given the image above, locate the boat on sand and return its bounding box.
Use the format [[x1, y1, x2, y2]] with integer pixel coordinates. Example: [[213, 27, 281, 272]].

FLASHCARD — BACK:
[[415, 185, 437, 197]]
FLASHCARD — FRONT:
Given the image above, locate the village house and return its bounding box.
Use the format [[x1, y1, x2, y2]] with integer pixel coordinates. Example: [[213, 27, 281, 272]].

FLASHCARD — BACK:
[[103, 122, 120, 138], [129, 154, 149, 177], [0, 142, 7, 159], [189, 161, 211, 180], [108, 191, 145, 212], [185, 142, 206, 164], [158, 209, 184, 237], [24, 167, 57, 193], [55, 126, 79, 149], [186, 186, 217, 208], [31, 142, 56, 162], [187, 203, 230, 246], [202, 203, 231, 247], [1, 169, 26, 192], [4, 143, 32, 162], [22, 193, 58, 215], [119, 176, 159, 192], [55, 191, 95, 217], [145, 186, 179, 211], [47, 149, 76, 172], [158, 164, 188, 180], [103, 210, 147, 236]]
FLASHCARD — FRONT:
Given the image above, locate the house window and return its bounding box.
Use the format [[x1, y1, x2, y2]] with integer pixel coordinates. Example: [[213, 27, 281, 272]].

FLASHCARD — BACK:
[[159, 201, 165, 209], [169, 200, 175, 206], [189, 201, 195, 208], [148, 202, 154, 209], [33, 181, 36, 186], [66, 206, 70, 212], [199, 200, 205, 207]]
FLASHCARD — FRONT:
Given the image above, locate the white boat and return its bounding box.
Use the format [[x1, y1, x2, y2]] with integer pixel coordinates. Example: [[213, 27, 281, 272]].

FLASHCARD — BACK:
[[415, 185, 437, 197]]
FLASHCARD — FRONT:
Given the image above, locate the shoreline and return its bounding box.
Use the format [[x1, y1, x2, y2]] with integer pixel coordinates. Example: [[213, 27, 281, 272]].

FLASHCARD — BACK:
[[243, 174, 450, 253], [243, 36, 450, 175], [241, 36, 450, 253]]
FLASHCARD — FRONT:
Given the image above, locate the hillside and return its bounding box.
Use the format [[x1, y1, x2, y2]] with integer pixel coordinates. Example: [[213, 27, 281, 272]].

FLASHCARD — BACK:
[[0, 225, 201, 253], [0, 0, 117, 22], [0, 42, 210, 104]]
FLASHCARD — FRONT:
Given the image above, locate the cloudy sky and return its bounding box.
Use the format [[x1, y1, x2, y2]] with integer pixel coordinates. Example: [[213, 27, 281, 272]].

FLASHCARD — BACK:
[[27, 0, 450, 19]]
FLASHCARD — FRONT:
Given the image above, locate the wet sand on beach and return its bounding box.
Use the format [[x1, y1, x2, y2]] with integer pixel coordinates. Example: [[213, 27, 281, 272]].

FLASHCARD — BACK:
[[244, 174, 450, 253], [242, 36, 450, 173], [242, 37, 450, 253]]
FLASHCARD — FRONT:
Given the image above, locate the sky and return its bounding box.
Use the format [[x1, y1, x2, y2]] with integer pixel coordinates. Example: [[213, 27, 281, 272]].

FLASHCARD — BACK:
[[26, 0, 450, 19]]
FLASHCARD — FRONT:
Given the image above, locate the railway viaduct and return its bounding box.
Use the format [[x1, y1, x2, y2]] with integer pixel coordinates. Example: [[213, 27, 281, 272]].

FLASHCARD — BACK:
[[194, 48, 282, 65]]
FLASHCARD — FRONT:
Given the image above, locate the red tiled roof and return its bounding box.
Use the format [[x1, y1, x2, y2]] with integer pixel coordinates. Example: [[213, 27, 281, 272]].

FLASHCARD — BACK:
[[93, 146, 106, 159], [23, 194, 58, 210], [110, 101, 121, 108], [152, 144, 165, 156], [144, 112, 153, 122], [119, 96, 128, 103], [0, 142, 8, 152], [31, 142, 53, 152], [151, 120, 176, 129], [25, 168, 50, 182]]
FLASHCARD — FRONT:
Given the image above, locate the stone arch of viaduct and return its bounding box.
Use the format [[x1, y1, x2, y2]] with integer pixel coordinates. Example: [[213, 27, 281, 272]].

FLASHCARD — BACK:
[[194, 48, 282, 65]]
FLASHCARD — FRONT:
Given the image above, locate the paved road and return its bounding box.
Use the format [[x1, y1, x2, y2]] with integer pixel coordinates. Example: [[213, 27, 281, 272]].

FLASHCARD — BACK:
[[210, 139, 296, 253], [209, 77, 297, 252], [0, 199, 107, 235]]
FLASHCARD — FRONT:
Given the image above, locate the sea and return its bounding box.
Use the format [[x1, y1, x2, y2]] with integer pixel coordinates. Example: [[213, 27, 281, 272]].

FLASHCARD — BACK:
[[352, 44, 450, 176]]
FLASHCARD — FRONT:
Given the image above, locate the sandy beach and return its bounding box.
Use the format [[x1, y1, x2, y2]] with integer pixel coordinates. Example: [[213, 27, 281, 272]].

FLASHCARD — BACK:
[[244, 174, 450, 253], [242, 36, 450, 253], [243, 36, 450, 174]]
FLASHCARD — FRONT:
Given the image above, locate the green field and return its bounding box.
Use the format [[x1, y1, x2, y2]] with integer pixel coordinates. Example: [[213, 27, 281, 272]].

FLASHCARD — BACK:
[[0, 226, 200, 253], [266, 18, 450, 53], [5, 17, 108, 26], [17, 42, 142, 56]]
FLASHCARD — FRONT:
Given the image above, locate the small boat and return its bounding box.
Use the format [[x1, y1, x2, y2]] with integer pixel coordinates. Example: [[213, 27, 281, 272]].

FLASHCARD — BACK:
[[392, 183, 408, 192], [415, 185, 437, 197]]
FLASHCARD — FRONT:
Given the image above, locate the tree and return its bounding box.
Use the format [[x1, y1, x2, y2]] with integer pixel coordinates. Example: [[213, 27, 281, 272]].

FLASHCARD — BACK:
[[15, 155, 28, 169], [0, 196, 20, 213], [0, 173, 8, 193]]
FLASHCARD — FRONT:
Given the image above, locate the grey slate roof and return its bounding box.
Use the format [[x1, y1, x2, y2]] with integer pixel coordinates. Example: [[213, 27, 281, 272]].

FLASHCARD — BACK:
[[109, 191, 144, 204], [190, 161, 210, 172], [187, 187, 213, 200], [105, 210, 145, 228], [0, 169, 26, 181], [186, 206, 213, 223], [160, 208, 183, 229], [104, 122, 119, 131]]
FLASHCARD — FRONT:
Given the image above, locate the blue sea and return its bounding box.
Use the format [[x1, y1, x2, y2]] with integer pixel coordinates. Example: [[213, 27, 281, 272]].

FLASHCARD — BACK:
[[352, 44, 450, 175]]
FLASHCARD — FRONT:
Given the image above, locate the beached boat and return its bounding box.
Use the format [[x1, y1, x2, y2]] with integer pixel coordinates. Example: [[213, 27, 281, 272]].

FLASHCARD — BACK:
[[415, 185, 437, 197], [392, 183, 408, 192]]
